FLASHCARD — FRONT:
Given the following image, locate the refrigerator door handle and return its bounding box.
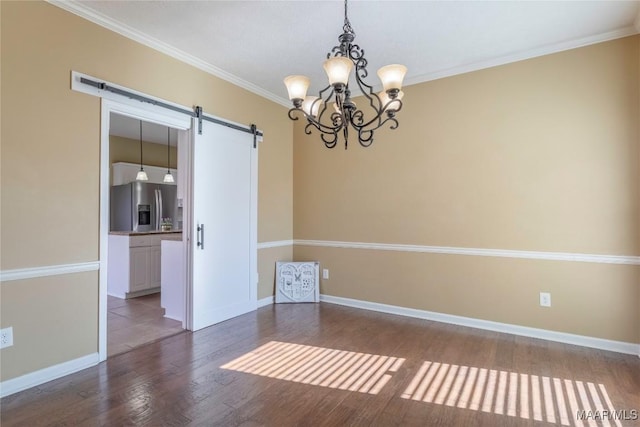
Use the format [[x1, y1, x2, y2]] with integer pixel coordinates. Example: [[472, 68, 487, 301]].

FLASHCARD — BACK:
[[154, 189, 159, 230], [158, 189, 163, 230], [153, 189, 157, 230]]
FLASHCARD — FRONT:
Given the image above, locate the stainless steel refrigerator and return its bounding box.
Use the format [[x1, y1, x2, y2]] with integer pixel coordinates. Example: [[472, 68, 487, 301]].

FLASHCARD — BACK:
[[110, 182, 178, 232]]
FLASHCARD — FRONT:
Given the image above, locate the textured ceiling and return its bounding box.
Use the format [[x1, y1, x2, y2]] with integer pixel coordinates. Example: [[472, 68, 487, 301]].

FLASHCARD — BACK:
[[57, 1, 640, 108]]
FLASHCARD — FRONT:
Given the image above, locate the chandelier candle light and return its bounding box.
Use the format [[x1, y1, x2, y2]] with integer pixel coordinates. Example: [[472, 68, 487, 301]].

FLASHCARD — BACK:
[[284, 0, 407, 149]]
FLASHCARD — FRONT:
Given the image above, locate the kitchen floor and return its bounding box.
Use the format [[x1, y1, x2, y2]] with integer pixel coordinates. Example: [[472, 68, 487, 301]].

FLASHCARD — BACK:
[[107, 293, 184, 357]]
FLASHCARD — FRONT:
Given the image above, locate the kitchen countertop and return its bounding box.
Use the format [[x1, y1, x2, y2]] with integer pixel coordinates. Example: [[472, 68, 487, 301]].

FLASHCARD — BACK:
[[109, 230, 183, 236]]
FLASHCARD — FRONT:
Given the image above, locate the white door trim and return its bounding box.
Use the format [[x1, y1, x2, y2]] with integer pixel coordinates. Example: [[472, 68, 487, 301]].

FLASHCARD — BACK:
[[99, 99, 191, 361]]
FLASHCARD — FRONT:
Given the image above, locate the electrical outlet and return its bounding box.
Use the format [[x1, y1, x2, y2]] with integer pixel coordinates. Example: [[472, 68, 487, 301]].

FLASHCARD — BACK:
[[0, 327, 14, 349], [322, 269, 329, 280], [539, 292, 551, 307]]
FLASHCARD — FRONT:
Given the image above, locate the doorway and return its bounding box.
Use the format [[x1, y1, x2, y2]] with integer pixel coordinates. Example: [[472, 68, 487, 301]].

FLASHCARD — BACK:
[[94, 81, 259, 362], [106, 112, 186, 357], [99, 98, 192, 361]]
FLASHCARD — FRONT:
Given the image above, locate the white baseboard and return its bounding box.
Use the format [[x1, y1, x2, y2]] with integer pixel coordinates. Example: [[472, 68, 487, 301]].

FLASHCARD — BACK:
[[163, 314, 183, 322], [257, 296, 274, 308], [320, 295, 640, 357], [0, 352, 99, 398], [107, 290, 126, 299]]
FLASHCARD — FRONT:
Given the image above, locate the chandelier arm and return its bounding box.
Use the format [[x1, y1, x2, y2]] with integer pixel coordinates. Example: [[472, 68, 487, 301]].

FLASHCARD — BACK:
[[349, 53, 386, 116], [322, 132, 339, 149], [303, 122, 314, 136], [356, 116, 398, 149], [385, 117, 400, 130], [287, 109, 301, 121], [328, 46, 342, 59], [304, 122, 339, 150], [350, 99, 404, 131], [349, 44, 369, 79], [349, 107, 380, 130], [354, 86, 382, 118], [313, 84, 342, 131], [350, 109, 365, 126], [309, 118, 343, 135], [357, 128, 375, 147], [289, 107, 345, 137], [349, 112, 400, 146], [386, 99, 403, 115], [375, 116, 399, 131], [304, 121, 339, 150]]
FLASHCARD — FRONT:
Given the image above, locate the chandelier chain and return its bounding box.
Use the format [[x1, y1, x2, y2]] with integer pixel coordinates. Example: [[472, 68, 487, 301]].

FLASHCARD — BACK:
[[343, 0, 354, 37]]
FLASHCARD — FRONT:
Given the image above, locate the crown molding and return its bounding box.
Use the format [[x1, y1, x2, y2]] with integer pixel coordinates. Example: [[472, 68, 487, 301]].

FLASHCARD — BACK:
[[403, 26, 639, 88], [47, 0, 291, 108], [48, 1, 638, 104], [334, 25, 640, 98]]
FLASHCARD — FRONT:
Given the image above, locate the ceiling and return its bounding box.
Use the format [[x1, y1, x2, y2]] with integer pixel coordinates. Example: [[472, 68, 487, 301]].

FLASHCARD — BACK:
[[57, 0, 639, 110]]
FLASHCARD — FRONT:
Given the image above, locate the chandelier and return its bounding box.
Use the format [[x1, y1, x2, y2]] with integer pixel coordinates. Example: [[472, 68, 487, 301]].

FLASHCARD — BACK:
[[284, 0, 407, 149]]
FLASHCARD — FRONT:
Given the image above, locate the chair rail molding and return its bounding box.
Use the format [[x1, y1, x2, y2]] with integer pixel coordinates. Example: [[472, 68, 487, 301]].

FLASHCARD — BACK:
[[293, 239, 640, 265], [257, 240, 294, 250], [0, 262, 100, 282]]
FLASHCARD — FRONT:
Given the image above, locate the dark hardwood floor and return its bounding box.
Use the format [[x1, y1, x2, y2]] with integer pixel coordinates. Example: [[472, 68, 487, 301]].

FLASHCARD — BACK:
[[1, 302, 639, 426]]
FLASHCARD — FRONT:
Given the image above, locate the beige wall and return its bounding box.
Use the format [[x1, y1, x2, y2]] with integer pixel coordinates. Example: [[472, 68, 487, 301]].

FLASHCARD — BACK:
[[295, 246, 639, 343], [0, 273, 99, 379], [258, 246, 294, 299], [294, 36, 640, 343], [0, 1, 292, 381], [109, 135, 178, 170]]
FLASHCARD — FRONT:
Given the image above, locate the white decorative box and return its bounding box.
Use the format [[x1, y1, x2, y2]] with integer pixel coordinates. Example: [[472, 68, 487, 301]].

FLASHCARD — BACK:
[[275, 261, 319, 303]]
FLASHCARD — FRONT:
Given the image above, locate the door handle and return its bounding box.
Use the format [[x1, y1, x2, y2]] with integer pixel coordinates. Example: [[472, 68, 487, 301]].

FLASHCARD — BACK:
[[197, 224, 204, 249]]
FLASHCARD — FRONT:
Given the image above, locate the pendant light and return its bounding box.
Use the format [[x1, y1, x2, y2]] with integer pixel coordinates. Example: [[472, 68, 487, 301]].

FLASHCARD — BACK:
[[135, 120, 149, 181], [163, 127, 175, 183]]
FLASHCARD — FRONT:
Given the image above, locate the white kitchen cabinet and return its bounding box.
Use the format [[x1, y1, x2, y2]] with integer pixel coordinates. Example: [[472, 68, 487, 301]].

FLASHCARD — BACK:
[[107, 232, 182, 298], [150, 245, 162, 289], [129, 246, 151, 292]]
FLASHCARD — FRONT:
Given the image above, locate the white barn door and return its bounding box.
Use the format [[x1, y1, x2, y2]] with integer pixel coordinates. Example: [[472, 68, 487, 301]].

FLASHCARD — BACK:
[[190, 118, 257, 331]]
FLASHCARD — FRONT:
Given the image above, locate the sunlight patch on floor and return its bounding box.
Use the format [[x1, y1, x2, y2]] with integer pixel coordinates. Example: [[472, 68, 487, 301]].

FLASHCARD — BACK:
[[221, 341, 405, 395], [401, 361, 622, 427]]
